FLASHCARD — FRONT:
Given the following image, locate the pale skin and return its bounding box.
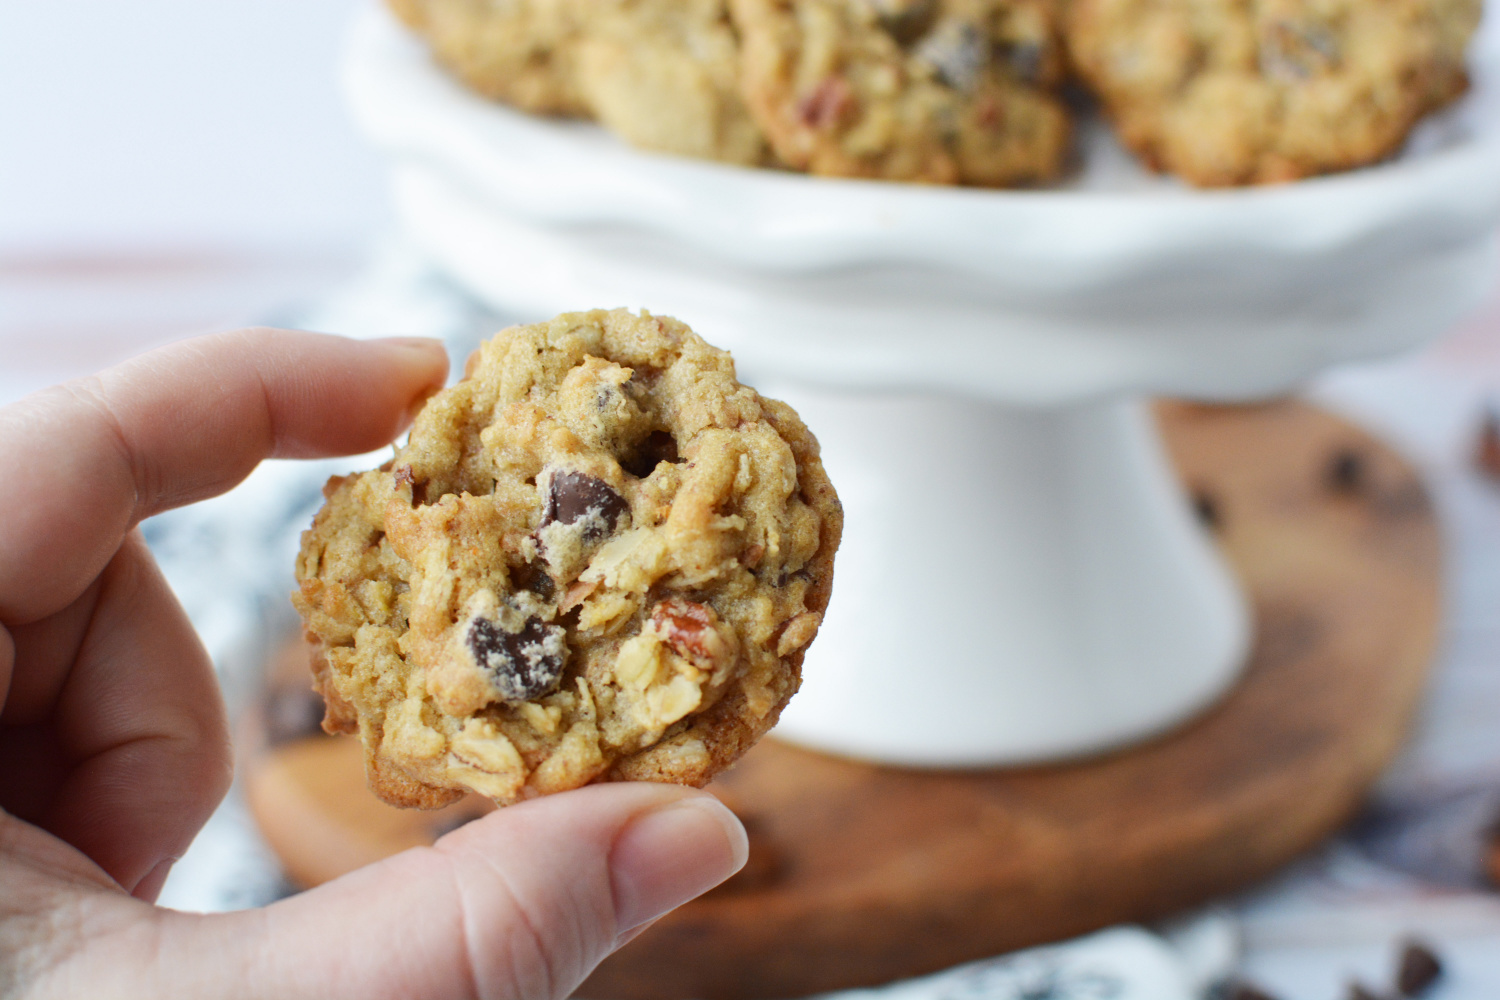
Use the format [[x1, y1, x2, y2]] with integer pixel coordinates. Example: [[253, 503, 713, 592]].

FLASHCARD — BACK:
[[0, 329, 748, 999]]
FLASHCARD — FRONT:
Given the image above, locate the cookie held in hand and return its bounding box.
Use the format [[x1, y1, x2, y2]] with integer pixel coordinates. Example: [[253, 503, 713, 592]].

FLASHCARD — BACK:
[[293, 309, 842, 808]]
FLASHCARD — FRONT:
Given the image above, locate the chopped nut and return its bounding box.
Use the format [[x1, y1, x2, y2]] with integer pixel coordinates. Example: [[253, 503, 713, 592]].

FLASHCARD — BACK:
[[798, 76, 855, 129], [776, 611, 823, 657], [559, 577, 601, 612], [652, 598, 724, 666]]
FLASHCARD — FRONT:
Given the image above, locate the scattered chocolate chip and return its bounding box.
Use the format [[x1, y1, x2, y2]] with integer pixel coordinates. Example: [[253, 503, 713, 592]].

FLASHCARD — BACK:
[[915, 20, 990, 92], [1396, 940, 1442, 996], [867, 0, 938, 46], [1327, 447, 1367, 494], [1192, 488, 1222, 531], [393, 465, 415, 489], [510, 561, 555, 600], [1475, 410, 1500, 479], [1347, 981, 1387, 1000], [798, 75, 854, 129], [622, 429, 680, 478], [542, 470, 629, 541], [264, 684, 329, 745], [1217, 980, 1282, 1000], [466, 615, 568, 703]]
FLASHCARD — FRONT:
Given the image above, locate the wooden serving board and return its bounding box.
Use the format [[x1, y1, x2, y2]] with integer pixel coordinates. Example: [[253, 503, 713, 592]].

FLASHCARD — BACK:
[[245, 400, 1441, 1000]]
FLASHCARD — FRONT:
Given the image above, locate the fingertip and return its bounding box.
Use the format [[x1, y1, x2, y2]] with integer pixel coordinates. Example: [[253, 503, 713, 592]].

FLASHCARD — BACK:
[[608, 790, 748, 934]]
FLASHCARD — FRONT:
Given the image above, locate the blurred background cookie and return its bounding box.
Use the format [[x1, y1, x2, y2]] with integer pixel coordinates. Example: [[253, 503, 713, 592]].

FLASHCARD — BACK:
[[387, 0, 588, 114], [1065, 0, 1481, 185], [731, 0, 1072, 184]]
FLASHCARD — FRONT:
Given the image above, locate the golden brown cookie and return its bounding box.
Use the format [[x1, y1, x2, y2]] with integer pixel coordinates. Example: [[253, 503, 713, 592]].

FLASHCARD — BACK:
[[573, 0, 772, 165], [293, 310, 842, 808], [388, 0, 589, 115], [730, 0, 1072, 184], [391, 0, 770, 165], [1065, 0, 1481, 186]]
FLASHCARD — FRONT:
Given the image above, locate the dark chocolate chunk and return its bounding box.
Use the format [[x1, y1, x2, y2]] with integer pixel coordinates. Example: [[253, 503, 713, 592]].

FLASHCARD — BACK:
[[1327, 447, 1366, 493], [868, 0, 938, 46], [1396, 940, 1442, 996], [466, 616, 568, 703], [542, 470, 629, 541], [1346, 981, 1387, 1000], [623, 429, 681, 479], [1192, 488, 1222, 531], [511, 561, 555, 600]]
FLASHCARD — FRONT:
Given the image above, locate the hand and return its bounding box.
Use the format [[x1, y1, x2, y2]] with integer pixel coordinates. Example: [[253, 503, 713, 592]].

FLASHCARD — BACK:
[[0, 329, 747, 999]]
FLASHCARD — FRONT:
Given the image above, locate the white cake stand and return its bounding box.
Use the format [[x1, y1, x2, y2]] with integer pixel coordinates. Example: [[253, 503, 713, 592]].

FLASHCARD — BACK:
[[342, 6, 1500, 766]]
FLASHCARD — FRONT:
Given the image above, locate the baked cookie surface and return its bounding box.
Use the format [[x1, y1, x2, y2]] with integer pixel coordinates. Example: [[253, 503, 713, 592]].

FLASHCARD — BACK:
[[293, 310, 841, 808], [388, 0, 589, 115], [731, 0, 1072, 184], [1065, 0, 1481, 185], [391, 0, 769, 165], [573, 0, 772, 165]]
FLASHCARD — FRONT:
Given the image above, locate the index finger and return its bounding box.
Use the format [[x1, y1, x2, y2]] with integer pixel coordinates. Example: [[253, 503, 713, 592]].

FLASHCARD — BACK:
[[0, 328, 448, 624]]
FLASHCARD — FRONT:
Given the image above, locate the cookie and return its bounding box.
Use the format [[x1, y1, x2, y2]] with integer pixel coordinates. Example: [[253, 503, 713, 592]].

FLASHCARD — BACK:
[[293, 310, 842, 808], [387, 0, 589, 116], [391, 0, 770, 165], [573, 0, 772, 165], [730, 0, 1072, 184], [1065, 0, 1481, 186]]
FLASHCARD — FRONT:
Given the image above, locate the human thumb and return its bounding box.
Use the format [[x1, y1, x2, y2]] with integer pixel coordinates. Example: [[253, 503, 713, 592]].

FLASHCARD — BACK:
[[35, 783, 746, 999]]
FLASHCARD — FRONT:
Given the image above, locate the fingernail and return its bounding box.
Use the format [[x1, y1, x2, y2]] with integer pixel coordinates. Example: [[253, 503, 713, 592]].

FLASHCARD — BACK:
[[133, 858, 176, 903], [609, 797, 748, 934]]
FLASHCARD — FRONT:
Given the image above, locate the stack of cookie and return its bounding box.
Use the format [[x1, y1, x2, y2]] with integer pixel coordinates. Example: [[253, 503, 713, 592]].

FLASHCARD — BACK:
[[388, 0, 1481, 186]]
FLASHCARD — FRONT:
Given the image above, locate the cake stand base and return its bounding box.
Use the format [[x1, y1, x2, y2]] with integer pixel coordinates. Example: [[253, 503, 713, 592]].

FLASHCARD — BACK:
[[244, 399, 1439, 999]]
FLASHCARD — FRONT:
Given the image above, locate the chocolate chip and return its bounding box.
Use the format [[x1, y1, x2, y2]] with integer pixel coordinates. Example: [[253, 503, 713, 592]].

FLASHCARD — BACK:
[[1347, 982, 1387, 1000], [1218, 981, 1282, 1000], [915, 20, 989, 92], [466, 616, 568, 703], [1192, 488, 1222, 531], [1327, 447, 1366, 493], [264, 684, 329, 745], [542, 470, 629, 541], [511, 561, 555, 600], [1396, 940, 1442, 996], [867, 0, 937, 46], [622, 429, 680, 479]]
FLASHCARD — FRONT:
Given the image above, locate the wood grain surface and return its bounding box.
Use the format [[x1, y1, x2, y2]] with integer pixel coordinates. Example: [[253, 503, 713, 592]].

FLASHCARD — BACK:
[[245, 399, 1441, 1000]]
